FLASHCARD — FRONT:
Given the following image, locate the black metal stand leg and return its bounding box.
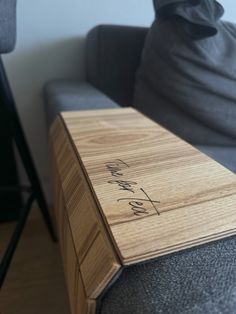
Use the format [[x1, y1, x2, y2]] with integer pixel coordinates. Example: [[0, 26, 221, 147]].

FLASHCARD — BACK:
[[14, 138, 57, 242], [14, 132, 57, 242], [10, 104, 57, 242], [0, 58, 57, 242], [0, 192, 35, 288], [35, 191, 57, 242]]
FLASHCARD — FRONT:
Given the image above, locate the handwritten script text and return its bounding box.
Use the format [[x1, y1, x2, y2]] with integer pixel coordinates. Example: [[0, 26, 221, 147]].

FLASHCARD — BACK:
[[105, 160, 160, 217]]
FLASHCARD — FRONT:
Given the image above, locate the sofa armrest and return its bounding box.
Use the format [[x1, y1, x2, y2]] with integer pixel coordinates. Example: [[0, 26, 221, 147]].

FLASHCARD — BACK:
[[44, 80, 119, 128], [86, 25, 148, 107]]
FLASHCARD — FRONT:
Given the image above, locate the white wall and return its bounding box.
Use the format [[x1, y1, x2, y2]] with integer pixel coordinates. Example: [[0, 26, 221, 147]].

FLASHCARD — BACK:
[[222, 0, 236, 21], [3, 0, 154, 202], [3, 0, 236, 202]]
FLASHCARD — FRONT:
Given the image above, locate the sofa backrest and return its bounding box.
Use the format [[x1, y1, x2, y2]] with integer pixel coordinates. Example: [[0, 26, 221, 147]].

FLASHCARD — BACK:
[[86, 24, 148, 107]]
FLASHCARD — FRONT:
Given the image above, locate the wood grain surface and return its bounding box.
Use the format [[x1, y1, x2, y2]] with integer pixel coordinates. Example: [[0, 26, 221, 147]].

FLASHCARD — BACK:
[[59, 108, 236, 265], [50, 118, 120, 314]]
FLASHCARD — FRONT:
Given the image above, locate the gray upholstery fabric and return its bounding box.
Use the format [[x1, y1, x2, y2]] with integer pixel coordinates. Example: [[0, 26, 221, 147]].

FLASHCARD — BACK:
[[197, 145, 236, 174], [134, 0, 236, 145], [100, 235, 236, 314], [134, 83, 236, 146], [154, 0, 224, 39], [44, 80, 119, 127], [86, 25, 148, 107], [0, 0, 17, 53]]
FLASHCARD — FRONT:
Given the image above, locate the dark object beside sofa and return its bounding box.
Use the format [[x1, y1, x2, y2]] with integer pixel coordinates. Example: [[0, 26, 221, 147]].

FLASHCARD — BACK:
[[0, 0, 22, 221], [0, 0, 57, 288], [44, 24, 236, 314]]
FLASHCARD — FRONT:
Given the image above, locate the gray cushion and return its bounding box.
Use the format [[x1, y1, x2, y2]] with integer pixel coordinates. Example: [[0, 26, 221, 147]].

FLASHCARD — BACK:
[[134, 0, 236, 146], [44, 80, 119, 127], [100, 235, 236, 314], [154, 0, 224, 40], [0, 0, 16, 53], [134, 82, 236, 146], [197, 145, 236, 174], [99, 145, 236, 314]]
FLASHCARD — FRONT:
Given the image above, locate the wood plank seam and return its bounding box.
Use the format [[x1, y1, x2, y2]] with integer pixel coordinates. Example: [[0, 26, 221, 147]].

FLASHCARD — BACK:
[[59, 114, 124, 264], [50, 134, 89, 313], [50, 117, 122, 312], [59, 114, 123, 265]]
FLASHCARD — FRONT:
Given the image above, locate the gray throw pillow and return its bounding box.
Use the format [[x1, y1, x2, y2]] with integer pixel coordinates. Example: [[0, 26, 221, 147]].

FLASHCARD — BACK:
[[0, 0, 17, 53], [133, 0, 236, 146]]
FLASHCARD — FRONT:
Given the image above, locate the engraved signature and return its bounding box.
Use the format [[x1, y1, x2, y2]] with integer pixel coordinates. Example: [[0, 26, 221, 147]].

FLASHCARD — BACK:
[[118, 188, 160, 216], [105, 159, 161, 217], [105, 159, 129, 178], [108, 180, 137, 194]]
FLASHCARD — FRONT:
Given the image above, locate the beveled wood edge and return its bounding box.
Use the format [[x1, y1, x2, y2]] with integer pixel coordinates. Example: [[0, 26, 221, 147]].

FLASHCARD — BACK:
[[122, 229, 236, 265], [58, 113, 125, 266], [50, 137, 89, 313], [50, 117, 124, 313]]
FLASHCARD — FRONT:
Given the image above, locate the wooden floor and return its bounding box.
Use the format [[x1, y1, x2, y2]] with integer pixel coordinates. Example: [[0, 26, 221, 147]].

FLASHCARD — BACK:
[[0, 208, 70, 314]]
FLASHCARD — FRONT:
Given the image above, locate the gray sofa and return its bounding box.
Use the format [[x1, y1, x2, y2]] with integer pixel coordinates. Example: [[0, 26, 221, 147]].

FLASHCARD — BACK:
[[44, 24, 236, 174], [44, 25, 236, 313]]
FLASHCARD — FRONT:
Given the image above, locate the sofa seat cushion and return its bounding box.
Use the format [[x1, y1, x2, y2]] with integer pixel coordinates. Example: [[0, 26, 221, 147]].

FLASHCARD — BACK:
[[44, 80, 119, 127]]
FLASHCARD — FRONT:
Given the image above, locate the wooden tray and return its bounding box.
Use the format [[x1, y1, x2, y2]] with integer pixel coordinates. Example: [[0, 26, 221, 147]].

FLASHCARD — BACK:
[[50, 107, 236, 314]]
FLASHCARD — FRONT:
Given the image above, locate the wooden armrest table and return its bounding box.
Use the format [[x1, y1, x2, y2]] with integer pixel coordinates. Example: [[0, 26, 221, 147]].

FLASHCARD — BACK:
[[50, 108, 236, 314]]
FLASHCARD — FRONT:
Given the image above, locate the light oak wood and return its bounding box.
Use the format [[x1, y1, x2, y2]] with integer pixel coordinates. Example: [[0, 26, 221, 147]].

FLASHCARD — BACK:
[[50, 117, 120, 314], [60, 108, 236, 263], [50, 107, 236, 313]]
